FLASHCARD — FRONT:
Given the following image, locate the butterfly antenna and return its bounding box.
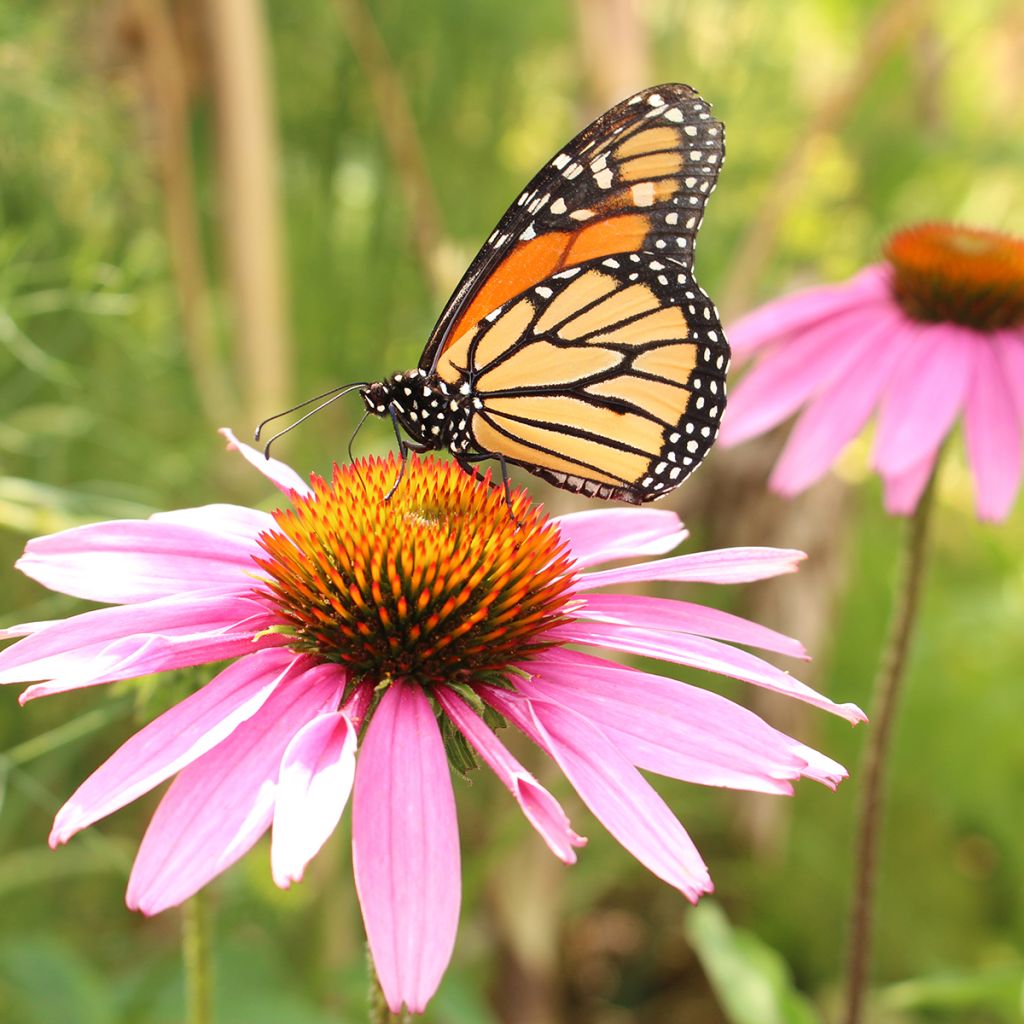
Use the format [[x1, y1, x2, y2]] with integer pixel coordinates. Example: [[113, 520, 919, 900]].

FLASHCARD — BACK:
[[256, 383, 368, 459], [253, 378, 366, 438]]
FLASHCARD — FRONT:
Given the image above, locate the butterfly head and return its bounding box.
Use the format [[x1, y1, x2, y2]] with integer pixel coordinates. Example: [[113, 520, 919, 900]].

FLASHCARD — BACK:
[[359, 379, 395, 417]]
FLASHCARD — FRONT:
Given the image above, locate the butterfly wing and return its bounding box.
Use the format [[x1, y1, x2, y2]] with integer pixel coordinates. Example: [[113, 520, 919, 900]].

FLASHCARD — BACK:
[[420, 83, 725, 375], [434, 253, 728, 502]]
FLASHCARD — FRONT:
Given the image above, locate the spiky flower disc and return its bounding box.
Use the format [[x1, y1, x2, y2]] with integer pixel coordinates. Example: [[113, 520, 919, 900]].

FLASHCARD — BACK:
[[885, 223, 1024, 330], [255, 454, 577, 686]]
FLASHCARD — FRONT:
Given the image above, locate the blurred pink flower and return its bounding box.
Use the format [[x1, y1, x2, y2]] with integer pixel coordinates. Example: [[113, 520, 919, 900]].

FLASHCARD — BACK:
[[0, 429, 862, 1015], [720, 223, 1024, 520]]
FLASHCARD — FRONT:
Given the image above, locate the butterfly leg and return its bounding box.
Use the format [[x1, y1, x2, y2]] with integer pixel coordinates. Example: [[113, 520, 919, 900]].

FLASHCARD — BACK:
[[384, 404, 432, 502], [455, 452, 521, 524]]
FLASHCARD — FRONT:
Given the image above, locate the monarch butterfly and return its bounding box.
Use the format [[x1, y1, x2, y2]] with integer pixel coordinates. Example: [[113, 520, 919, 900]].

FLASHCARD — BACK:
[[262, 83, 728, 504]]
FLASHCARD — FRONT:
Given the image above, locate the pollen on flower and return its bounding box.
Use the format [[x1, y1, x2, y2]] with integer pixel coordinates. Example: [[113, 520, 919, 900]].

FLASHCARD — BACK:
[[254, 454, 577, 686], [884, 223, 1024, 330]]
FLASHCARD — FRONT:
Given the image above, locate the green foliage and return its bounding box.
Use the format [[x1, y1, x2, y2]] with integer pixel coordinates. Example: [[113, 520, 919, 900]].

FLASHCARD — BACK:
[[685, 901, 821, 1024]]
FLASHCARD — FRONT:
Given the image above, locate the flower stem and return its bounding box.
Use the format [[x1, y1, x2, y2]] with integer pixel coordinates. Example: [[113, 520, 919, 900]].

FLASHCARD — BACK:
[[367, 943, 401, 1024], [183, 893, 213, 1024], [842, 465, 941, 1024]]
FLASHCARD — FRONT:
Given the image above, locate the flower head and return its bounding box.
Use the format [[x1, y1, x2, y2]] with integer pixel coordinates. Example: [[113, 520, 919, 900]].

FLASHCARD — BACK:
[[0, 429, 862, 1015], [719, 222, 1024, 520]]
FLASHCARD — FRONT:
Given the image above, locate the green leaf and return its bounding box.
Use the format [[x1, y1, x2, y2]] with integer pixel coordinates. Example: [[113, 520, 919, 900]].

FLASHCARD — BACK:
[[881, 965, 1024, 1019], [685, 901, 822, 1024]]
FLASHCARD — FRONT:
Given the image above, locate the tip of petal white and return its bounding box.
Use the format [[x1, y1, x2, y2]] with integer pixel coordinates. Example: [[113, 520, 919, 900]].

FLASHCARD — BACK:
[[841, 702, 868, 725], [272, 868, 302, 889], [48, 814, 77, 849], [685, 874, 715, 906]]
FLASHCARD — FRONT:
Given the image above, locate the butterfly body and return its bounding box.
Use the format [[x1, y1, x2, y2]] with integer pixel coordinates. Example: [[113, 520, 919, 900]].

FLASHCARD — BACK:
[[362, 83, 729, 504]]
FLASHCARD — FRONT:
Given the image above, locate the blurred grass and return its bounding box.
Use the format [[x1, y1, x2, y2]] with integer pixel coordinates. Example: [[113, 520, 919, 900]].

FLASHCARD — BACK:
[[1, 1, 1023, 1021]]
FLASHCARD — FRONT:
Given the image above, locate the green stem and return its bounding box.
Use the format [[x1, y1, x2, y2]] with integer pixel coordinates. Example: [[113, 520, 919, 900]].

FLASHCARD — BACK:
[[366, 943, 408, 1024], [183, 893, 214, 1024], [842, 463, 941, 1024]]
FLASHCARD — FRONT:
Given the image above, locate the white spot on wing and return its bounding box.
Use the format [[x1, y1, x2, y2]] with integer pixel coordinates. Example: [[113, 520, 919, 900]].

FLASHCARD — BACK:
[[632, 181, 655, 207]]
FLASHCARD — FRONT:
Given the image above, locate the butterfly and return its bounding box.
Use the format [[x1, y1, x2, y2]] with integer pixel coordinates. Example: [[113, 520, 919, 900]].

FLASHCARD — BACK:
[[261, 83, 728, 504]]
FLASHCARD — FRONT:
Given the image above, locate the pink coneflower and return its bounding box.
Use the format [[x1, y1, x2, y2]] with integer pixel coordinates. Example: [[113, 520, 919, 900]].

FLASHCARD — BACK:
[[720, 223, 1024, 521], [0, 429, 861, 1015]]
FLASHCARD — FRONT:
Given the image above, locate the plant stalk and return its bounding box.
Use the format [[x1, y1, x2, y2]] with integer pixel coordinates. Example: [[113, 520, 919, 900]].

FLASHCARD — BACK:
[[184, 893, 214, 1024], [842, 463, 941, 1024]]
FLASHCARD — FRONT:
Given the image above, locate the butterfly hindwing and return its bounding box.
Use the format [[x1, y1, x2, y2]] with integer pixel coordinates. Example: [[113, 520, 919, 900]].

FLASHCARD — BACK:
[[433, 251, 728, 502], [421, 83, 725, 375]]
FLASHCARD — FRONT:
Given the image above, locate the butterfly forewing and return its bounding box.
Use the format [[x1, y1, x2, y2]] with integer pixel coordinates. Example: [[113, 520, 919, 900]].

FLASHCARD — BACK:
[[421, 83, 725, 375]]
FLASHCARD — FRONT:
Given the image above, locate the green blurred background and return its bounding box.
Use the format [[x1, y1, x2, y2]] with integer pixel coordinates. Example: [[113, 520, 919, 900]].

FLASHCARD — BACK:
[[1, 1, 1023, 1021]]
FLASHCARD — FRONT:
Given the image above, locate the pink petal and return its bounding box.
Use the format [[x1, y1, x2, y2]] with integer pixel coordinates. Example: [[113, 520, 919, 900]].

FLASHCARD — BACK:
[[435, 686, 585, 863], [996, 330, 1024, 421], [720, 304, 892, 446], [873, 324, 974, 476], [728, 265, 890, 356], [352, 683, 460, 1015], [576, 592, 807, 659], [882, 451, 940, 516], [126, 659, 344, 914], [152, 504, 275, 538], [576, 547, 806, 591], [965, 338, 1023, 521], [522, 649, 846, 792], [271, 710, 357, 888], [51, 647, 301, 846], [16, 519, 262, 604], [553, 509, 687, 569], [769, 325, 906, 495], [549, 620, 865, 722], [0, 591, 278, 694], [488, 688, 712, 901], [0, 619, 57, 639], [220, 427, 312, 497]]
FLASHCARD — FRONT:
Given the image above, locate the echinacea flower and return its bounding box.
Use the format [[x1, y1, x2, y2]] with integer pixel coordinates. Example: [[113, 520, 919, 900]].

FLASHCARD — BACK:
[[0, 429, 862, 1015], [719, 223, 1024, 520]]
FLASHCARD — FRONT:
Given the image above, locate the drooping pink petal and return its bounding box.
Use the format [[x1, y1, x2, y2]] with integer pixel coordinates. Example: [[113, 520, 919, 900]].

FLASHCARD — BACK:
[[486, 687, 712, 901], [220, 427, 312, 497], [576, 547, 806, 592], [51, 647, 302, 846], [521, 649, 846, 791], [352, 683, 460, 1015], [0, 620, 57, 639], [964, 337, 1023, 521], [126, 659, 344, 915], [721, 305, 892, 446], [15, 519, 263, 604], [152, 504, 275, 539], [0, 591, 279, 694], [553, 509, 687, 569], [576, 593, 807, 659], [996, 330, 1024, 421], [271, 709, 357, 888], [873, 324, 974, 476], [769, 324, 906, 495], [727, 265, 890, 356], [548, 620, 865, 722], [881, 450, 940, 516], [435, 686, 585, 863]]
